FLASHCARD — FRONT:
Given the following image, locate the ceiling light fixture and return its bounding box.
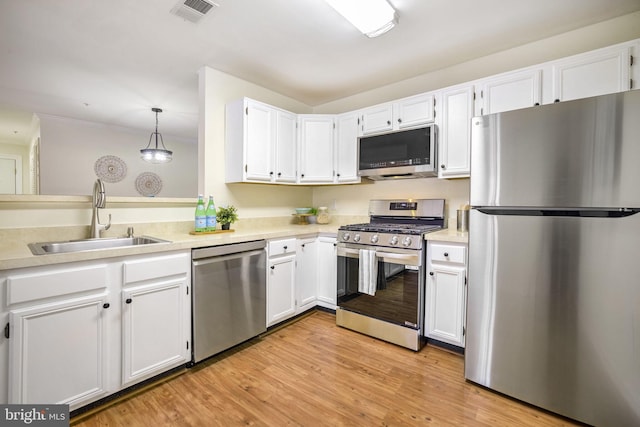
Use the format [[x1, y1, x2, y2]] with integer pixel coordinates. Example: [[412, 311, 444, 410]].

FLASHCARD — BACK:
[[324, 0, 397, 38], [141, 108, 173, 164]]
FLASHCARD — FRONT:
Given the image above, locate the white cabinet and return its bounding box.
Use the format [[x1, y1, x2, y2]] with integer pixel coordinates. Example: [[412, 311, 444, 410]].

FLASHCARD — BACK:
[[296, 238, 318, 314], [225, 98, 297, 184], [360, 93, 435, 135], [9, 292, 110, 409], [298, 115, 335, 183], [0, 250, 191, 411], [2, 262, 111, 410], [437, 84, 474, 178], [476, 68, 543, 115], [267, 239, 297, 326], [335, 112, 361, 183], [551, 44, 632, 103], [316, 236, 337, 309], [425, 241, 467, 348], [121, 252, 190, 387]]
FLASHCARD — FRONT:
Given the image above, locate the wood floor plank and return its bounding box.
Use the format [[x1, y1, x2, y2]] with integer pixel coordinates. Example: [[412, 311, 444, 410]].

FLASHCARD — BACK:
[[72, 311, 581, 426]]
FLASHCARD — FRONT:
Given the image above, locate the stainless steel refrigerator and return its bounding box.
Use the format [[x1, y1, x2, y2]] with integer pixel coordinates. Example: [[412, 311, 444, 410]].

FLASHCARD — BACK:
[[466, 90, 640, 426]]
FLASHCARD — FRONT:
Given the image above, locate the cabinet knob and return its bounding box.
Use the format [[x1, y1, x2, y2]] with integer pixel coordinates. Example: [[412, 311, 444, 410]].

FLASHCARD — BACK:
[[534, 102, 540, 106], [301, 173, 305, 178], [270, 171, 274, 176], [283, 245, 288, 250], [125, 298, 132, 304], [270, 265, 275, 270], [429, 272, 434, 276], [440, 164, 446, 169], [397, 118, 402, 123], [386, 120, 391, 125], [103, 303, 110, 309], [554, 99, 560, 103], [444, 252, 449, 257], [277, 172, 282, 177]]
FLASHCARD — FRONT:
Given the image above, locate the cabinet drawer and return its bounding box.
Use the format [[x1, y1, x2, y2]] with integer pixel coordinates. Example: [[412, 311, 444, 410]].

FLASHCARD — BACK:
[[431, 244, 466, 264], [123, 252, 189, 284], [268, 238, 296, 257], [6, 264, 108, 305]]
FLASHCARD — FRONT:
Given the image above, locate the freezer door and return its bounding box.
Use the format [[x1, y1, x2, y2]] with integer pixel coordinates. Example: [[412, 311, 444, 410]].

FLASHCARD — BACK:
[[470, 90, 640, 208], [465, 209, 640, 426]]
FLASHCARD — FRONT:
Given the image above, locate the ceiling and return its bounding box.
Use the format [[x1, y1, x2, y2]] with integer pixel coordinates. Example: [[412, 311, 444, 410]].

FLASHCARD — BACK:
[[1, 0, 640, 143]]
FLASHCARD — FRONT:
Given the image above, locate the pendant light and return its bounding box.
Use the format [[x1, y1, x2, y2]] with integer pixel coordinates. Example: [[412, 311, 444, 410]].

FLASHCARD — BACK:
[[141, 107, 173, 163]]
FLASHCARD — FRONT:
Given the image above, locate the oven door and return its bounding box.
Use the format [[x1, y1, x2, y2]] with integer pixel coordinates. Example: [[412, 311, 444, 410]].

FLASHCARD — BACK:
[[337, 243, 424, 329]]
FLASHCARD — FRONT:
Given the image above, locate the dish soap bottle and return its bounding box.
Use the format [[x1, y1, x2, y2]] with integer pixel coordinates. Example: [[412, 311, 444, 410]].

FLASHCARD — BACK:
[[195, 195, 206, 232], [206, 195, 217, 231]]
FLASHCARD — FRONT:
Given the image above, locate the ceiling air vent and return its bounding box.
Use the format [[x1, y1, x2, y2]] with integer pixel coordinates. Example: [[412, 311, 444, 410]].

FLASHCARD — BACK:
[[170, 0, 218, 23]]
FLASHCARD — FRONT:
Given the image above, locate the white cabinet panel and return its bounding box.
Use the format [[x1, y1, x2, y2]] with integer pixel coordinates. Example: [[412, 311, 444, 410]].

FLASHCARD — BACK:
[[478, 69, 542, 115], [360, 103, 394, 135], [438, 84, 474, 178], [316, 237, 337, 309], [296, 239, 317, 313], [244, 100, 275, 182], [552, 46, 631, 102], [335, 112, 360, 183], [8, 293, 110, 409], [122, 279, 188, 386], [275, 110, 298, 183], [298, 115, 335, 183], [395, 93, 435, 128], [267, 254, 296, 326]]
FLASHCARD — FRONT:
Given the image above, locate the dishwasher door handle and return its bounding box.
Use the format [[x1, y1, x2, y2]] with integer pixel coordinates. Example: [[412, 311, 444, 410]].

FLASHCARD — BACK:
[[192, 249, 266, 267]]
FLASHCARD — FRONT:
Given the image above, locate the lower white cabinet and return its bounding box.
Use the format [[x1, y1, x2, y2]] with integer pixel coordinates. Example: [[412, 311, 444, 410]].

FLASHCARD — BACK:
[[0, 250, 191, 411], [296, 238, 318, 314], [316, 236, 337, 309], [267, 239, 297, 326], [9, 292, 110, 408], [425, 241, 468, 348]]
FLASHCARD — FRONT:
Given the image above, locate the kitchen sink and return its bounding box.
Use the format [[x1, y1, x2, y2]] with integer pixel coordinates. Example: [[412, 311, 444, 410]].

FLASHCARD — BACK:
[[28, 236, 170, 255]]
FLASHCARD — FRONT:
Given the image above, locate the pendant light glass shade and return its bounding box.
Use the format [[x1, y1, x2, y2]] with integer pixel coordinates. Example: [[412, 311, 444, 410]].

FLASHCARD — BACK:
[[325, 0, 397, 38], [141, 107, 172, 163]]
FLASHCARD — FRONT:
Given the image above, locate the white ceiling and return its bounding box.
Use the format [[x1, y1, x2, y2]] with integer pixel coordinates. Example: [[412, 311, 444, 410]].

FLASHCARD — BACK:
[[1, 0, 640, 143]]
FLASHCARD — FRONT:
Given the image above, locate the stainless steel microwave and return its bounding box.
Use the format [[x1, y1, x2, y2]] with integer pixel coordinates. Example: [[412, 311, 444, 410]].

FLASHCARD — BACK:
[[358, 125, 437, 180]]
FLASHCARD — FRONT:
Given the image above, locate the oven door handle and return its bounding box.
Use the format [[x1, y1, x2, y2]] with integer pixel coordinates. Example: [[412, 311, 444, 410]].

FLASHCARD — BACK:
[[375, 250, 421, 267]]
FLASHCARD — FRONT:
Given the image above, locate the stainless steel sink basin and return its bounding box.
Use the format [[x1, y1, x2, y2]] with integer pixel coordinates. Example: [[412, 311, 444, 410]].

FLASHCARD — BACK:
[[28, 236, 170, 255]]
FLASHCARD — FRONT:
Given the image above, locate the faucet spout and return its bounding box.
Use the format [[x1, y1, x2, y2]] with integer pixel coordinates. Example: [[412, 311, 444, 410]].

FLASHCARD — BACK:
[[90, 179, 111, 238]]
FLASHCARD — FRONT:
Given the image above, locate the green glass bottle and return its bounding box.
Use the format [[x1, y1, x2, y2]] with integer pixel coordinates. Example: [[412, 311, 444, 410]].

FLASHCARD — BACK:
[[195, 195, 206, 232], [205, 195, 217, 231]]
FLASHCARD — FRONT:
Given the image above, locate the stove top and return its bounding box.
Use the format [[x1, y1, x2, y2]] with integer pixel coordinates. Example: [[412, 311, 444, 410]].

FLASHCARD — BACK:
[[340, 222, 441, 235]]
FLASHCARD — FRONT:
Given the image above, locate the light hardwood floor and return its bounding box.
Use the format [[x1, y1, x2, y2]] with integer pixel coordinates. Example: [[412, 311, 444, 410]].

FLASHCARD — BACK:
[[72, 310, 580, 426]]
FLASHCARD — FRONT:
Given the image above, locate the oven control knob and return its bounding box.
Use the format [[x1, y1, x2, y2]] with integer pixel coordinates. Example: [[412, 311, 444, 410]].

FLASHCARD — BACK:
[[370, 234, 379, 244], [342, 232, 350, 241], [389, 235, 399, 245], [353, 234, 361, 242], [402, 237, 413, 247]]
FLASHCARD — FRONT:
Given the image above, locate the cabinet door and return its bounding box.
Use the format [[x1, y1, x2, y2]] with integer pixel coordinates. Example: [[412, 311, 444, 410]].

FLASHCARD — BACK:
[[296, 239, 317, 313], [275, 110, 297, 183], [425, 264, 466, 347], [267, 254, 296, 326], [438, 84, 474, 178], [395, 93, 435, 128], [478, 69, 542, 115], [245, 100, 275, 182], [335, 112, 360, 183], [8, 293, 110, 409], [552, 46, 631, 103], [298, 115, 335, 183], [316, 237, 337, 309], [121, 279, 188, 386], [361, 103, 393, 135]]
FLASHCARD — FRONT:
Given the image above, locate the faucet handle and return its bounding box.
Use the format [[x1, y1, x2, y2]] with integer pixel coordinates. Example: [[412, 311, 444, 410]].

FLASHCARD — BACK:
[[104, 214, 111, 231]]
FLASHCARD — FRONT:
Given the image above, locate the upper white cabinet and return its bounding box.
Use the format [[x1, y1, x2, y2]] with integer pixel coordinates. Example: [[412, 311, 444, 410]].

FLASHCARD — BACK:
[[335, 112, 361, 184], [226, 98, 297, 184], [551, 44, 632, 103], [298, 115, 335, 183], [361, 93, 435, 135], [437, 84, 474, 179], [476, 68, 543, 115]]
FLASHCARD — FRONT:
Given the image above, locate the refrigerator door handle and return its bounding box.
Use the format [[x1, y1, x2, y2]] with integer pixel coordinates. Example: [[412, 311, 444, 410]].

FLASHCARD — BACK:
[[476, 208, 640, 218]]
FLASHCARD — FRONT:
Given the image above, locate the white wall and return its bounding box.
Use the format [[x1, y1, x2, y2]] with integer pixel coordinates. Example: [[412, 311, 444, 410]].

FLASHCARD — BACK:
[[39, 115, 197, 197], [0, 142, 29, 194]]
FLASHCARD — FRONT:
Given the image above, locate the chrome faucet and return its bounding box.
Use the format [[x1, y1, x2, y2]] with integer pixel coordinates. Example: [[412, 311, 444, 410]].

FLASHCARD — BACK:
[[90, 179, 111, 238]]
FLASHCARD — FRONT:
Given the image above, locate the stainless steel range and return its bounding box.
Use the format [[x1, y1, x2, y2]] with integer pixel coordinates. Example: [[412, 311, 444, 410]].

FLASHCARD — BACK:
[[336, 199, 445, 350]]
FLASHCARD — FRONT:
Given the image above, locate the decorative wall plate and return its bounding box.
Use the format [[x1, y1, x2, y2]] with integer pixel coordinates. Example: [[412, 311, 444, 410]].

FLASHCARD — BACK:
[[94, 155, 127, 183], [135, 172, 163, 196]]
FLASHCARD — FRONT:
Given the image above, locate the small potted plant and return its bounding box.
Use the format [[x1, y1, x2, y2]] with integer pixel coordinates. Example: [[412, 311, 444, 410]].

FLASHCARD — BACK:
[[216, 205, 238, 230]]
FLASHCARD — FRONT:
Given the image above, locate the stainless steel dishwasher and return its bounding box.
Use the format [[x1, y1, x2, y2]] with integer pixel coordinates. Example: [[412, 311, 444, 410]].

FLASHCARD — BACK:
[[191, 240, 267, 363]]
